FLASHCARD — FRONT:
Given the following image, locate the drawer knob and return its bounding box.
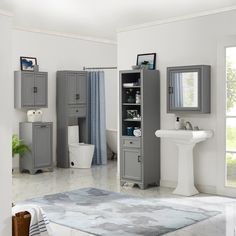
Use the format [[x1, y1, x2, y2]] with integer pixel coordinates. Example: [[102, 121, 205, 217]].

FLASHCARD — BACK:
[[76, 110, 79, 112], [129, 141, 133, 144]]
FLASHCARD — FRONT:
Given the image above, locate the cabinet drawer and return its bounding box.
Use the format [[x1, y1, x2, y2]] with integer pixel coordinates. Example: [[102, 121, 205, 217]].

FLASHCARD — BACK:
[[68, 106, 86, 117], [122, 138, 141, 148]]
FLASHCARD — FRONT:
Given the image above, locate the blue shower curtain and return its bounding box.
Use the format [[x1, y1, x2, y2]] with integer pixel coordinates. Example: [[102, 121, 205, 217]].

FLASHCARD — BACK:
[[88, 71, 107, 165]]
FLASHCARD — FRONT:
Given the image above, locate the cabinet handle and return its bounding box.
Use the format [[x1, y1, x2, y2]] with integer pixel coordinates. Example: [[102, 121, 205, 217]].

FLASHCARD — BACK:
[[138, 155, 141, 163], [40, 125, 48, 128], [33, 87, 38, 93], [76, 110, 79, 112], [76, 94, 80, 100], [168, 86, 173, 94], [129, 141, 133, 144]]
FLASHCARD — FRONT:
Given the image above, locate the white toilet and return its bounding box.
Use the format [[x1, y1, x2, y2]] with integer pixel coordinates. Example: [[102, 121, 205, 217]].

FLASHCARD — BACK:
[[68, 126, 95, 168]]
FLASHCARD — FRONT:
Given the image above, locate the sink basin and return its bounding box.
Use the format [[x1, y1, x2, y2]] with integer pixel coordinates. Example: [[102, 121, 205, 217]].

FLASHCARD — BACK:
[[155, 129, 213, 196], [155, 130, 213, 144]]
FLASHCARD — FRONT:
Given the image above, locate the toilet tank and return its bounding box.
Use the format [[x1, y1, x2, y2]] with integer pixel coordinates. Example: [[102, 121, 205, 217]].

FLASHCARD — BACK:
[[68, 126, 79, 144]]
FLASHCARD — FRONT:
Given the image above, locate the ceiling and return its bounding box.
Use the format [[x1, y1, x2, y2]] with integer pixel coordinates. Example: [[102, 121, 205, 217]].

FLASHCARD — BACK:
[[0, 0, 236, 41]]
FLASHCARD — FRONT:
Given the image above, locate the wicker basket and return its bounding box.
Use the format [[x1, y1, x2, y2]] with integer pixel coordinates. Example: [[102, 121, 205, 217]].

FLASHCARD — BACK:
[[12, 211, 31, 236]]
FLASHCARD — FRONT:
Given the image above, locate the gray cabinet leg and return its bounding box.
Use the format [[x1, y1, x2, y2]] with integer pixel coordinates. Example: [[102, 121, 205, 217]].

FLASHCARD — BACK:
[[138, 183, 147, 190], [29, 170, 37, 175]]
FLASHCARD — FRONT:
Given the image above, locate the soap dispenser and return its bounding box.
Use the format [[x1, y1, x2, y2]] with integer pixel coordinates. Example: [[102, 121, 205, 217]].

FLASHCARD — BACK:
[[175, 117, 181, 130]]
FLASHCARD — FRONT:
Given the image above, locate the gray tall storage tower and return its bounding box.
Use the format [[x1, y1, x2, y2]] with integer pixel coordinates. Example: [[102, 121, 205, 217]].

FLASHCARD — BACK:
[[120, 70, 160, 189], [56, 71, 88, 168]]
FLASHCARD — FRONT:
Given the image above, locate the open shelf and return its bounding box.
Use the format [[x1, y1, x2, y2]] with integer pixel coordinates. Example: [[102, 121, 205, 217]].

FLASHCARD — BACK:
[[122, 103, 141, 106], [123, 86, 141, 89], [124, 119, 141, 122]]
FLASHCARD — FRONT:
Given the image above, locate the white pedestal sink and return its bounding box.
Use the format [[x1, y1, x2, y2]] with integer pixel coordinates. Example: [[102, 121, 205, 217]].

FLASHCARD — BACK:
[[155, 129, 213, 196]]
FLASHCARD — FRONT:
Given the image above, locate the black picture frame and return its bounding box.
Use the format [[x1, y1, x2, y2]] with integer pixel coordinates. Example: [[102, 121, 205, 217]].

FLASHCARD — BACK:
[[136, 53, 156, 70], [20, 57, 37, 71]]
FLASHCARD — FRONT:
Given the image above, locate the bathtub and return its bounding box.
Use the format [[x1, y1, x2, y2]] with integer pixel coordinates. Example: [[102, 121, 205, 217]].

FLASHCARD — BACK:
[[106, 129, 117, 157]]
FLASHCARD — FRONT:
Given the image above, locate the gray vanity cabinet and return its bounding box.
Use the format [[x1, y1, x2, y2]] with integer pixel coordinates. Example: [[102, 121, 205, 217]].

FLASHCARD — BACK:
[[120, 70, 160, 189], [56, 71, 88, 168], [14, 71, 48, 108], [19, 122, 53, 174]]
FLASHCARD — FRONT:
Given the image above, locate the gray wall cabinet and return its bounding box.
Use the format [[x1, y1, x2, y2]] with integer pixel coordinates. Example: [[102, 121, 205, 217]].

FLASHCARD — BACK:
[[14, 71, 48, 108], [19, 122, 53, 174], [120, 70, 160, 189], [56, 71, 88, 168]]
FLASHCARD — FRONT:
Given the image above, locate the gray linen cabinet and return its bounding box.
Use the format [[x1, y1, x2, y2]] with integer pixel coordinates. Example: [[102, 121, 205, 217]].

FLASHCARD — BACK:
[[120, 70, 160, 189], [14, 71, 48, 108], [56, 71, 88, 168], [19, 122, 53, 174]]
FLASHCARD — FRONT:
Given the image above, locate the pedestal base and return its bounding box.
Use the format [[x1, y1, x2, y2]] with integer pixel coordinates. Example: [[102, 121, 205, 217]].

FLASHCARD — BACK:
[[173, 142, 199, 197], [173, 185, 199, 196]]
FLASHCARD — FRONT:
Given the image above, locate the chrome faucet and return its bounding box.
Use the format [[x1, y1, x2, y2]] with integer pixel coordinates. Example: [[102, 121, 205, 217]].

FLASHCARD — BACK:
[[185, 121, 193, 130]]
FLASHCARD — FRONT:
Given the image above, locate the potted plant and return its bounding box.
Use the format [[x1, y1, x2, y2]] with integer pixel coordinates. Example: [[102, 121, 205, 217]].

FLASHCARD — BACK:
[[12, 134, 30, 172]]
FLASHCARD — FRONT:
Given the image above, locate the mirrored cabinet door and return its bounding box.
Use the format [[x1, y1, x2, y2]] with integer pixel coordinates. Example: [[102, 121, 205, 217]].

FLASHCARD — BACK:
[[167, 65, 211, 113]]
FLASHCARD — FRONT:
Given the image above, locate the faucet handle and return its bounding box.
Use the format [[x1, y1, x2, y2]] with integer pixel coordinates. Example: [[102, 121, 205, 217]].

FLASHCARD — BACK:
[[185, 121, 193, 130]]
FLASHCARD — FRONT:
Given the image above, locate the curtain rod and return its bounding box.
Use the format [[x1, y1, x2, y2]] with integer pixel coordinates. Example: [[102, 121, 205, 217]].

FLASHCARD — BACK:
[[83, 66, 117, 70]]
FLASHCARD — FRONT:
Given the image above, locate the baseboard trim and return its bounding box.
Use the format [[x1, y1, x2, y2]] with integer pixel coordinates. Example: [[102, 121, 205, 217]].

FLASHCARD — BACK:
[[160, 179, 217, 195]]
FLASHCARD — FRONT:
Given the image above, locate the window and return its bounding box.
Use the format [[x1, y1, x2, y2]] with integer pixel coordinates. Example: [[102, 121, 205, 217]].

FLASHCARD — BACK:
[[226, 47, 236, 187]]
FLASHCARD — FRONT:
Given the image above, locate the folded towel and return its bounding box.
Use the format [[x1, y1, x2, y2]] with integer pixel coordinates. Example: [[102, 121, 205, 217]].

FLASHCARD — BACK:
[[12, 205, 53, 236]]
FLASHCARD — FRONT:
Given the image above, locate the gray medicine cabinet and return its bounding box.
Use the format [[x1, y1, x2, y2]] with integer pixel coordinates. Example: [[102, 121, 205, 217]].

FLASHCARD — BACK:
[[167, 65, 211, 113], [14, 71, 48, 109]]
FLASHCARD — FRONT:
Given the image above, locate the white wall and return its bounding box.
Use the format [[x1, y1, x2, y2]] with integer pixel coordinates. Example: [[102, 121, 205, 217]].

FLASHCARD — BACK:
[[118, 10, 236, 193], [104, 69, 118, 130], [12, 30, 117, 168], [0, 14, 12, 236]]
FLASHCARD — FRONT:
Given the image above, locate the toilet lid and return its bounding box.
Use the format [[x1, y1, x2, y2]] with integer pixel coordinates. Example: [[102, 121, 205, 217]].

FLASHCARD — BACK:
[[69, 143, 80, 147], [69, 143, 94, 148], [79, 143, 94, 147]]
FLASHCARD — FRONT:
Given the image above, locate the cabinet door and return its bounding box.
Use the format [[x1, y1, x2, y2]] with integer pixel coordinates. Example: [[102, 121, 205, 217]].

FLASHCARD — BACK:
[[67, 73, 77, 105], [33, 124, 52, 168], [21, 72, 35, 107], [76, 73, 87, 104], [34, 73, 48, 107], [122, 149, 142, 181]]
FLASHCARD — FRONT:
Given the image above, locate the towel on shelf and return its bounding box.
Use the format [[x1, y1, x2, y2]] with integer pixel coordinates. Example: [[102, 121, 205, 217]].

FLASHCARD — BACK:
[[12, 204, 53, 236]]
